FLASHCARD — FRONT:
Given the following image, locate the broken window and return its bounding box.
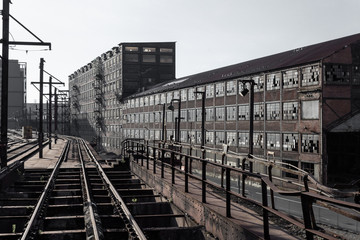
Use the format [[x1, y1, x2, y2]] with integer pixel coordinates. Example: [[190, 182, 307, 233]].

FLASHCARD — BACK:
[[215, 107, 225, 121], [206, 131, 214, 144], [226, 80, 236, 95], [227, 132, 237, 146], [254, 103, 264, 120], [215, 82, 225, 97], [196, 86, 205, 100], [283, 133, 299, 151], [253, 132, 264, 148], [283, 69, 299, 88], [283, 102, 298, 120], [215, 132, 226, 145], [301, 134, 319, 153], [301, 100, 319, 119], [266, 73, 281, 91], [301, 65, 319, 86], [266, 102, 280, 120], [238, 105, 249, 120], [253, 75, 264, 92], [143, 47, 156, 53], [226, 106, 237, 120], [325, 64, 351, 84], [267, 133, 280, 150], [238, 132, 249, 147]]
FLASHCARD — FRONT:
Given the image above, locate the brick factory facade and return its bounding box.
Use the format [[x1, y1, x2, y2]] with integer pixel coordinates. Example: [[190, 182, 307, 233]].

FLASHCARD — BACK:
[[69, 35, 360, 184]]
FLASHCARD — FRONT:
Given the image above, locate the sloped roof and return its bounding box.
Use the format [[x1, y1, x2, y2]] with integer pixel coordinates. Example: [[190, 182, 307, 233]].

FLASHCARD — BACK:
[[128, 33, 360, 99]]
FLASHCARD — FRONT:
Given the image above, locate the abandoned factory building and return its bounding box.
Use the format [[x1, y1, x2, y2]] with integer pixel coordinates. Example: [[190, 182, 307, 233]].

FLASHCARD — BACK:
[[69, 34, 360, 184]]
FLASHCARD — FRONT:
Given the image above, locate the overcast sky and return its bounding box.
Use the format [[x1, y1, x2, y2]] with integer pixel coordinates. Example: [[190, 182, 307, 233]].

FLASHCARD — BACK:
[[3, 0, 360, 103]]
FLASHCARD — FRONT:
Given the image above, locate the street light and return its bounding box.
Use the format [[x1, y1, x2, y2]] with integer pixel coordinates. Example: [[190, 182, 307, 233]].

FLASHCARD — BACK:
[[168, 99, 181, 142], [239, 80, 255, 172]]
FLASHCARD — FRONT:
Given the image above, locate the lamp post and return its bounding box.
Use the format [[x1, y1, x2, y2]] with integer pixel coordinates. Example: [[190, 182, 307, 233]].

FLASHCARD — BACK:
[[239, 80, 255, 172], [168, 99, 181, 142]]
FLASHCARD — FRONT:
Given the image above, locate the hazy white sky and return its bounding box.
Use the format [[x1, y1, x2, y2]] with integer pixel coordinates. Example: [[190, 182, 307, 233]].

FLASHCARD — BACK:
[[3, 0, 360, 102]]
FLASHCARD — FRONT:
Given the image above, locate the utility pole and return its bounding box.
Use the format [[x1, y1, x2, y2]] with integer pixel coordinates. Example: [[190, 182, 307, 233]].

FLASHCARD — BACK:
[[0, 0, 10, 168], [54, 88, 58, 144], [48, 77, 52, 149], [39, 58, 44, 158]]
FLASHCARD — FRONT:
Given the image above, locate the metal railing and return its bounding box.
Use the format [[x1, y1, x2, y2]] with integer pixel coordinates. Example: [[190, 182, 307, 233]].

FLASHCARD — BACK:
[[124, 139, 360, 240]]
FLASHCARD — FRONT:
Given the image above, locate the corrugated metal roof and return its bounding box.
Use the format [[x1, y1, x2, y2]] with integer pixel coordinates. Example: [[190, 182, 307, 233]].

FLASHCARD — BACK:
[[127, 33, 360, 99]]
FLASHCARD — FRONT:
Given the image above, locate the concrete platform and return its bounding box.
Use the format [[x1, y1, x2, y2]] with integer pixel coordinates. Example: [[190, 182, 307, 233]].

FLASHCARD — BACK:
[[24, 139, 81, 169], [131, 160, 299, 240]]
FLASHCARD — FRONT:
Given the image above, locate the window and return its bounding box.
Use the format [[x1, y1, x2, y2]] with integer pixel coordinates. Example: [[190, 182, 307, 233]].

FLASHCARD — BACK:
[[144, 96, 149, 106], [266, 133, 280, 150], [302, 65, 319, 86], [215, 132, 225, 145], [283, 133, 299, 152], [196, 86, 205, 100], [206, 131, 214, 144], [215, 82, 225, 97], [160, 48, 173, 53], [166, 111, 173, 122], [283, 102, 298, 120], [154, 94, 160, 105], [325, 64, 351, 84], [226, 80, 236, 95], [353, 65, 360, 84], [227, 132, 237, 146], [143, 47, 156, 53], [188, 109, 196, 122], [124, 54, 138, 62], [238, 105, 249, 120], [282, 160, 298, 179], [181, 110, 187, 121], [253, 132, 264, 148], [149, 95, 154, 105], [181, 89, 187, 101], [188, 88, 195, 100], [180, 130, 188, 142], [142, 55, 156, 63], [174, 90, 180, 99], [254, 103, 264, 120], [253, 75, 264, 92], [266, 73, 281, 90], [206, 84, 214, 98], [205, 107, 214, 121], [196, 109, 202, 122], [160, 93, 166, 104], [215, 107, 225, 121], [189, 131, 196, 143], [166, 92, 173, 104], [226, 106, 236, 120], [160, 55, 173, 63], [266, 102, 280, 120], [301, 162, 315, 175], [301, 134, 319, 153], [125, 46, 138, 52], [283, 69, 299, 88], [301, 100, 319, 119]]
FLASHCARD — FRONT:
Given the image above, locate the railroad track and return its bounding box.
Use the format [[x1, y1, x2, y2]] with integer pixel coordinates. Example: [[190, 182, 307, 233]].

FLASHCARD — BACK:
[[0, 138, 207, 240]]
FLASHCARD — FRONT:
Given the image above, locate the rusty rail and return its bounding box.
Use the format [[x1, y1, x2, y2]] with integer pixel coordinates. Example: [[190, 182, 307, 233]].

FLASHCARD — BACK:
[[125, 139, 360, 240]]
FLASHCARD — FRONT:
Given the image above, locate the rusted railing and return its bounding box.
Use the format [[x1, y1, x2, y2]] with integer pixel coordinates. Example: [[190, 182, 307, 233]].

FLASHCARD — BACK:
[[123, 139, 360, 240]]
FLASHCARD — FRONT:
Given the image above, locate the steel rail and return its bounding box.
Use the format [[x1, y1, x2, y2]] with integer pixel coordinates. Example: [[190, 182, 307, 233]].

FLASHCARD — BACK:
[[20, 139, 70, 240], [80, 139, 147, 240], [77, 139, 102, 240]]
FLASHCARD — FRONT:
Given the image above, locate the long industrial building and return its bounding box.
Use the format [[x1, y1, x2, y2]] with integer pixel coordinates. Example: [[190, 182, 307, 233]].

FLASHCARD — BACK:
[[69, 34, 360, 184]]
